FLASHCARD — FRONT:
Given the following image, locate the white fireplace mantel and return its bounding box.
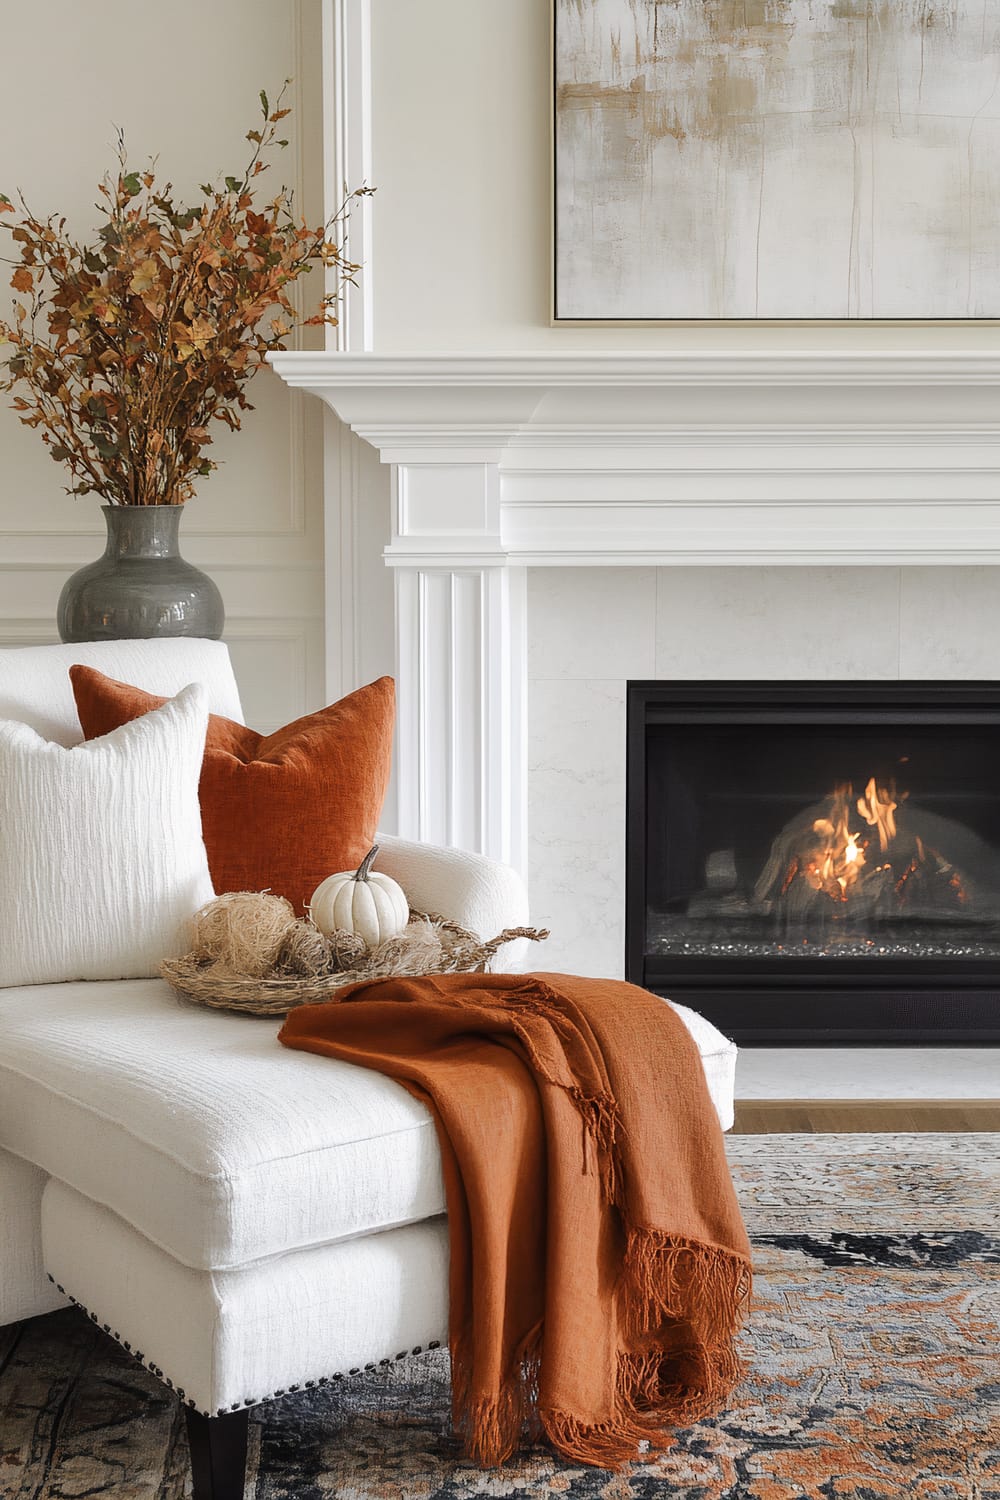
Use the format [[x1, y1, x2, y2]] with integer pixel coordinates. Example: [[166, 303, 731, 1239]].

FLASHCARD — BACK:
[[268, 350, 1000, 870]]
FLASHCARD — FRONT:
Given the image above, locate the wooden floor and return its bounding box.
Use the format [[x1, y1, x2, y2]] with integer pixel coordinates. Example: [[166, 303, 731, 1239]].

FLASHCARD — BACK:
[[732, 1100, 1000, 1133]]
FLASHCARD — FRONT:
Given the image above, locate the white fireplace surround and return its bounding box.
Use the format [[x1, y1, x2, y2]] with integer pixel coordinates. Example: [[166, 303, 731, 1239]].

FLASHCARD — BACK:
[[268, 351, 1000, 882]]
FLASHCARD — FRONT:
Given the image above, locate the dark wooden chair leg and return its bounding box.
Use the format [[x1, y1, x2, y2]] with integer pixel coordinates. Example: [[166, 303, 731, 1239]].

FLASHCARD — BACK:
[[184, 1407, 250, 1500]]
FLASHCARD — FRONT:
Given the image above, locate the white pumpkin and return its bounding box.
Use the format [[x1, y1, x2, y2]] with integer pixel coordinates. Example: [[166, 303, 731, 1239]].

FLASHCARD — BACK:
[[308, 846, 410, 950]]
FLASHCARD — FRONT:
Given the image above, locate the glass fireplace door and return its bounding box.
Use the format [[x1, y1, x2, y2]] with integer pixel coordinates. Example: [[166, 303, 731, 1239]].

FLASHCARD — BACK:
[[627, 683, 1000, 1042]]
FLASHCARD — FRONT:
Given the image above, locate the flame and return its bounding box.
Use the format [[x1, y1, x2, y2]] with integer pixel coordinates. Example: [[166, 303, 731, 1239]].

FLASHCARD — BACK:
[[804, 784, 867, 900], [796, 776, 904, 902], [857, 776, 898, 851], [772, 773, 970, 915]]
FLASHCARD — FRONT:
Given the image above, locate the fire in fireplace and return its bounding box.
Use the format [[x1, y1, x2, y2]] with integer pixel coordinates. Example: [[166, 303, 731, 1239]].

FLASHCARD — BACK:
[[674, 770, 1000, 958], [626, 683, 1000, 1042]]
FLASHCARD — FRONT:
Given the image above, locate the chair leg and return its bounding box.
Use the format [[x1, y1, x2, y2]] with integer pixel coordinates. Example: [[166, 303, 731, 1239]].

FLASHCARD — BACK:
[[184, 1407, 250, 1500]]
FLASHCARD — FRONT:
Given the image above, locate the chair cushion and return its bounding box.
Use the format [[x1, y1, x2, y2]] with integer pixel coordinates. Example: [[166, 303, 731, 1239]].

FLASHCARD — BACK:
[[0, 978, 736, 1273], [71, 669, 396, 913]]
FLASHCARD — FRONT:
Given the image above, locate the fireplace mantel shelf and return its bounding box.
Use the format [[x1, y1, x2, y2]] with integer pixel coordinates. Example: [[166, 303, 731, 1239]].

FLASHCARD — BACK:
[[269, 350, 1000, 388], [269, 349, 1000, 572], [268, 349, 1000, 869]]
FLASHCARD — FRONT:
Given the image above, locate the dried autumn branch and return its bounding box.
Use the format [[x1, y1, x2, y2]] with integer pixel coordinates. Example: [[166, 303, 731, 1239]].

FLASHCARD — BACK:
[[0, 82, 373, 505]]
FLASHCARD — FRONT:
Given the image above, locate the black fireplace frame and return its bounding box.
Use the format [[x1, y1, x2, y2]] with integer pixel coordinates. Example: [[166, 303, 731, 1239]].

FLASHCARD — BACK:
[[626, 681, 1000, 1044]]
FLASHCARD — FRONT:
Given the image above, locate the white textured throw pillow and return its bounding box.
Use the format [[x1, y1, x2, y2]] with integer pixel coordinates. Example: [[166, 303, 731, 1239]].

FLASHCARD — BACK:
[[0, 681, 213, 986]]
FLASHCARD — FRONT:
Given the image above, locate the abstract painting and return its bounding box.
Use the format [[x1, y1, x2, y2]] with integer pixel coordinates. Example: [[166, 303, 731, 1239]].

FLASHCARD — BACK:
[[554, 0, 1000, 320]]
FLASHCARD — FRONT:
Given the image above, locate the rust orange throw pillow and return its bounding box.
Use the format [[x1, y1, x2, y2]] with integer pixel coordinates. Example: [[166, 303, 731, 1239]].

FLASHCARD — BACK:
[[71, 666, 395, 914]]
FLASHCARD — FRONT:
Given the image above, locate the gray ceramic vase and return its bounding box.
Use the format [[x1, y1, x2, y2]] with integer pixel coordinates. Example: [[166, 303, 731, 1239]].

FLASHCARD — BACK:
[[57, 504, 224, 643]]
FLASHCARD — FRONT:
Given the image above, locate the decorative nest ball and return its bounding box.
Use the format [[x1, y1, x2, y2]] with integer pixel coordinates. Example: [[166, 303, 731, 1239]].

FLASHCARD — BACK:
[[189, 891, 298, 978], [328, 929, 368, 971], [275, 920, 334, 979]]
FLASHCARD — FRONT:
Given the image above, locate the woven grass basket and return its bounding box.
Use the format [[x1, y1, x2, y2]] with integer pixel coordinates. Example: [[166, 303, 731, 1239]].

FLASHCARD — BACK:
[[160, 912, 548, 1018]]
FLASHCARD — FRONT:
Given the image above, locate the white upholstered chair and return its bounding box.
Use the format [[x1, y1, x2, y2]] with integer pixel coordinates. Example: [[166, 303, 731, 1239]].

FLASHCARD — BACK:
[[0, 638, 738, 1499]]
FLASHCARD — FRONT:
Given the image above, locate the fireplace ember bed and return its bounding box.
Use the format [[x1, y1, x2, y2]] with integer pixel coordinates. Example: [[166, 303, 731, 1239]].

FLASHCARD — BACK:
[[626, 682, 1000, 1043]]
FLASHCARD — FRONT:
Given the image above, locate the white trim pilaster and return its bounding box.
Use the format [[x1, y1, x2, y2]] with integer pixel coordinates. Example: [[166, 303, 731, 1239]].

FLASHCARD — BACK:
[[322, 0, 373, 353], [388, 449, 527, 869], [394, 561, 526, 869], [319, 0, 376, 709]]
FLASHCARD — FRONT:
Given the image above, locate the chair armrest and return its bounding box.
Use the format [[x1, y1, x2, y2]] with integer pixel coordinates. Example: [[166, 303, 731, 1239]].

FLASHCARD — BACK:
[[374, 835, 531, 972]]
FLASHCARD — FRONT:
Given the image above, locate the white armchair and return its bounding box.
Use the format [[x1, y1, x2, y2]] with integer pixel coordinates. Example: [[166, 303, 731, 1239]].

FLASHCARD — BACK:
[[0, 638, 530, 1500], [0, 637, 736, 1500]]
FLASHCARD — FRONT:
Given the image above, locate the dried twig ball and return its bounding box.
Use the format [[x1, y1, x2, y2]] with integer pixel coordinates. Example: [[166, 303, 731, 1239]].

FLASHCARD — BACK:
[[189, 891, 297, 978], [328, 929, 368, 971], [276, 920, 333, 978]]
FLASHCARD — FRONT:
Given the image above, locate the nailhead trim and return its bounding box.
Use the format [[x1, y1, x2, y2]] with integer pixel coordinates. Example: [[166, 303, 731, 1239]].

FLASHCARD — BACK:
[[45, 1273, 444, 1417]]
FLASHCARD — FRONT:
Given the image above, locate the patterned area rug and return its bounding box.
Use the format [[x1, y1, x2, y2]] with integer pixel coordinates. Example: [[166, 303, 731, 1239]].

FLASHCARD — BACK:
[[2, 1133, 997, 1499]]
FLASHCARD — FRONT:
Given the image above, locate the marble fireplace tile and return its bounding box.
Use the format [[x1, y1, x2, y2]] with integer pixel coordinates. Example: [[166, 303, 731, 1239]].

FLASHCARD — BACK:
[[899, 568, 1000, 677], [528, 567, 656, 680], [527, 677, 627, 978], [653, 566, 902, 679]]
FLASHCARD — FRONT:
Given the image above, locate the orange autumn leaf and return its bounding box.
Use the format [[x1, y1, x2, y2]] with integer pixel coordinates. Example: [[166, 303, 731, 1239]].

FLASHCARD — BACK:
[[128, 258, 160, 295], [10, 266, 32, 292], [186, 316, 216, 349]]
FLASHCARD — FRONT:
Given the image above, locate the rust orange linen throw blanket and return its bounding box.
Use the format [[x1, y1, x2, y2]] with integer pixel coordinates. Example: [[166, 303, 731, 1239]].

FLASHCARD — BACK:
[[279, 971, 752, 1469]]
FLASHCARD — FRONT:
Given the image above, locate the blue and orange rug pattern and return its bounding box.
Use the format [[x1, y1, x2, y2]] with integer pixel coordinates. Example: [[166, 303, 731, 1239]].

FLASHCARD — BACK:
[[1, 1133, 997, 1498]]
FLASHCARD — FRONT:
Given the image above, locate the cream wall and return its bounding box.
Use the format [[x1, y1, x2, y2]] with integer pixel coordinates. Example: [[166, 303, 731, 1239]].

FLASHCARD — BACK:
[[369, 0, 999, 353], [0, 0, 328, 731]]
